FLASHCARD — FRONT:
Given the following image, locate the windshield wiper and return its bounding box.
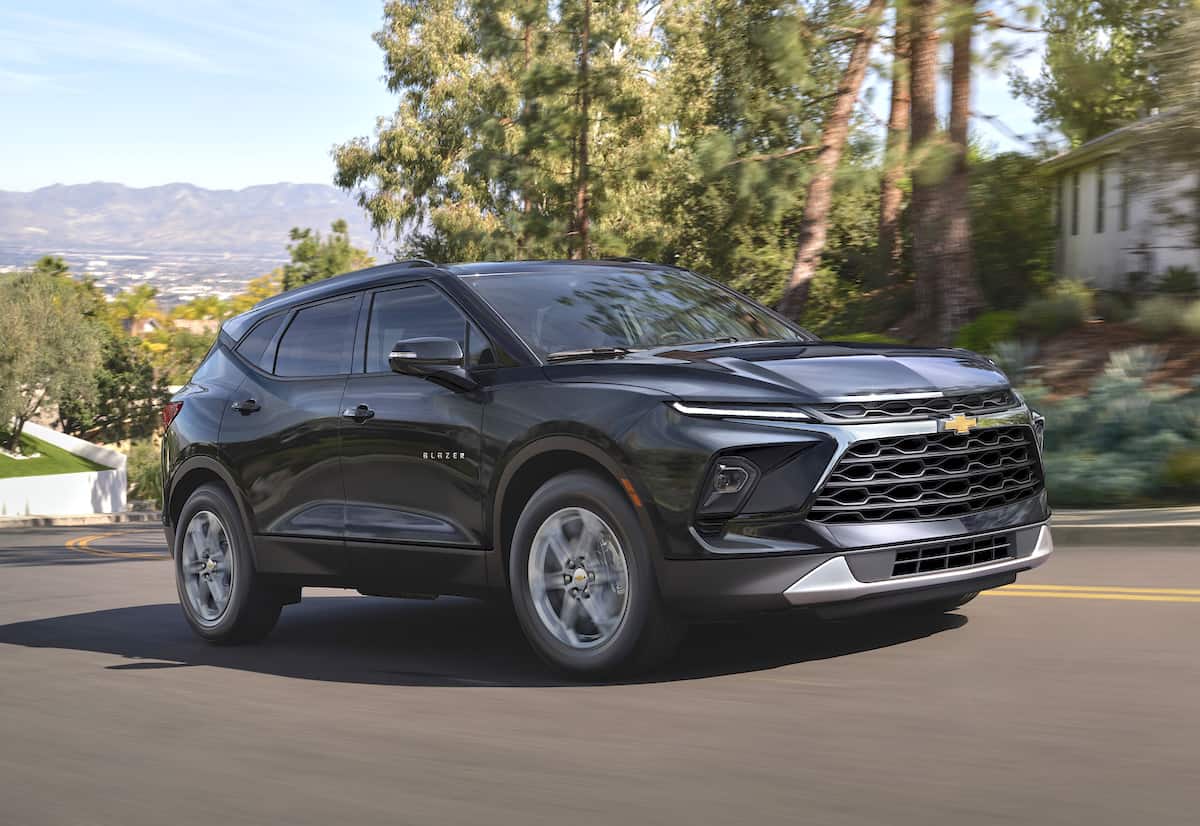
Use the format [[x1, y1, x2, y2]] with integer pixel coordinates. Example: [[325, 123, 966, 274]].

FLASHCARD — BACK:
[[546, 346, 636, 362], [672, 336, 741, 346]]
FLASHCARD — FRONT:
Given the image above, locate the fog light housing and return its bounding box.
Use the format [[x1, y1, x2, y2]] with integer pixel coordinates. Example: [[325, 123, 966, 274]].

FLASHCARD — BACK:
[[697, 456, 759, 515], [713, 463, 750, 494]]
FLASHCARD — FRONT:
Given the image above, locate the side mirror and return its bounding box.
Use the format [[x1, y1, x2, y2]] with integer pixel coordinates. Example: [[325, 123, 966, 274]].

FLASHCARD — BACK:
[[388, 337, 464, 375], [388, 337, 477, 392]]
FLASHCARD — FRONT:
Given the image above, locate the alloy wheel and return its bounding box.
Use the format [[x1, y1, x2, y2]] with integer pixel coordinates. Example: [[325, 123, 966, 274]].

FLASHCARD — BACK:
[[180, 509, 235, 626], [527, 507, 630, 649]]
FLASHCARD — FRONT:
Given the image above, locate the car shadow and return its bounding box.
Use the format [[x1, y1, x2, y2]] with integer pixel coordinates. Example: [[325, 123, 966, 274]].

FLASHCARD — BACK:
[[0, 594, 968, 686]]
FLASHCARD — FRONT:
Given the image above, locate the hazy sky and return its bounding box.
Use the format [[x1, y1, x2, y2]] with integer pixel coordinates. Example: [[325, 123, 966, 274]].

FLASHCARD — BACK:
[[0, 1, 1047, 193]]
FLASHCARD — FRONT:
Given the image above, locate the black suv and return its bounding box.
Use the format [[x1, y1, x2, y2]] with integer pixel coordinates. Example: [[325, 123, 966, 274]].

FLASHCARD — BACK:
[[162, 260, 1053, 675]]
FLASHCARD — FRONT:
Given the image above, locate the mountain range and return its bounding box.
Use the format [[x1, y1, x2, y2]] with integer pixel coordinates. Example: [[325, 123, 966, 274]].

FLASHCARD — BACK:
[[0, 182, 381, 257]]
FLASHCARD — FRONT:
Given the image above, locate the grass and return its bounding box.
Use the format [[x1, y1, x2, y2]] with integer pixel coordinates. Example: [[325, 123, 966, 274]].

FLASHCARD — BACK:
[[0, 432, 112, 479]]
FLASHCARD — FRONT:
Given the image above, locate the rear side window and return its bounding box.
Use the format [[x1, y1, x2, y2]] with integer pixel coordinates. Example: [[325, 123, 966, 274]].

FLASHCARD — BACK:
[[366, 285, 468, 373], [275, 297, 358, 377], [236, 313, 285, 371]]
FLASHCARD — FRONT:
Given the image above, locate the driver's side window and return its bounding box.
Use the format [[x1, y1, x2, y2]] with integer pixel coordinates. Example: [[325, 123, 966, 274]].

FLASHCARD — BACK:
[[365, 284, 494, 373]]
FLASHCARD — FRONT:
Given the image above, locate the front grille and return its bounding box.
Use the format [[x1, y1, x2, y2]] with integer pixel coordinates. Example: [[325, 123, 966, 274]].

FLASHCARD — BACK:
[[812, 390, 1017, 422], [808, 425, 1043, 524], [892, 534, 1013, 577]]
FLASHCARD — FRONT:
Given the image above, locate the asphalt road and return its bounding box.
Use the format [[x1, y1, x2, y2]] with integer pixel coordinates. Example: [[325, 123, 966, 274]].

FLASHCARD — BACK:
[[1, 526, 1197, 825]]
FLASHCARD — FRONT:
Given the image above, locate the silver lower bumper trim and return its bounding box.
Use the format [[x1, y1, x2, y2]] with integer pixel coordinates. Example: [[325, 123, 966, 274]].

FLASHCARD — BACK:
[[783, 524, 1054, 606]]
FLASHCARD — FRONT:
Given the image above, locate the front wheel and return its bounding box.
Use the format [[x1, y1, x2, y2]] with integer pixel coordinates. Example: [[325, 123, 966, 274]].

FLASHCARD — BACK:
[[174, 483, 282, 643], [508, 471, 682, 677]]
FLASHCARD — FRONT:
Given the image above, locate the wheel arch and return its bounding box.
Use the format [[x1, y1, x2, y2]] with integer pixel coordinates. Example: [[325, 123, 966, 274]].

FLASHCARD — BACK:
[[491, 435, 662, 587], [165, 456, 250, 556]]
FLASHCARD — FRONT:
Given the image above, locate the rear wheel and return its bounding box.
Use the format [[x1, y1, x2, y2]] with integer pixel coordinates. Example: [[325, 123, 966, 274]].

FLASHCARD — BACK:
[[174, 483, 282, 643], [508, 471, 682, 677]]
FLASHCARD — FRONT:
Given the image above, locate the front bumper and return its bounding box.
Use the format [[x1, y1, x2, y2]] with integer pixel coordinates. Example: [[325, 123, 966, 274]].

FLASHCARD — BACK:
[[658, 521, 1052, 617], [784, 523, 1053, 606]]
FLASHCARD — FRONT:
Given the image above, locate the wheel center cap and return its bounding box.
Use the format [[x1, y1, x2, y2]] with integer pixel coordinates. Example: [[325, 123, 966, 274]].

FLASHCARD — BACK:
[[204, 558, 217, 573], [572, 568, 589, 587]]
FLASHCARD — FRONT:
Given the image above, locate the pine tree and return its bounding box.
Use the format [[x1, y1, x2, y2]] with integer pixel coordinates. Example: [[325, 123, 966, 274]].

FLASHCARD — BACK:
[[937, 0, 983, 340], [878, 1, 910, 285], [908, 0, 944, 335], [778, 0, 889, 319]]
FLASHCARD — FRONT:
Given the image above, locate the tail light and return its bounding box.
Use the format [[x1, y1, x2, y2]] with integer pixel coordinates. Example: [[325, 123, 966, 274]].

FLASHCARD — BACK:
[[162, 401, 184, 429]]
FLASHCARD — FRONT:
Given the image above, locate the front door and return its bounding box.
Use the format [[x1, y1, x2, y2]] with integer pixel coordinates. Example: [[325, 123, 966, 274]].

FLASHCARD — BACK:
[[340, 283, 490, 591]]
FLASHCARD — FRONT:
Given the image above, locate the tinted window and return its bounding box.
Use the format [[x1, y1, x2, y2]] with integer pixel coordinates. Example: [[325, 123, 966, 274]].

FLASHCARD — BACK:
[[462, 267, 806, 358], [236, 313, 284, 371], [366, 285, 469, 373], [467, 321, 496, 368], [275, 297, 358, 377]]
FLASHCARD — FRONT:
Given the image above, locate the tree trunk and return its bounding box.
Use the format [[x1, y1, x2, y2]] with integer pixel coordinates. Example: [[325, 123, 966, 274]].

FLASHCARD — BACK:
[[778, 0, 888, 320], [518, 21, 533, 257], [938, 0, 983, 340], [571, 0, 592, 260], [908, 0, 942, 337], [878, 8, 910, 285]]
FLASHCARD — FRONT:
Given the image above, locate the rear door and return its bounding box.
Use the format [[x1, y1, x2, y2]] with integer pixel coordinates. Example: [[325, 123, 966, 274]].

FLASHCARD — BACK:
[[340, 282, 490, 591], [220, 294, 361, 578]]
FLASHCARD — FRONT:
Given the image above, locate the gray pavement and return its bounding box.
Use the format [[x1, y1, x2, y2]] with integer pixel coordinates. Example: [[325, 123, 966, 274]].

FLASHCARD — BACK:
[[1, 525, 1198, 825]]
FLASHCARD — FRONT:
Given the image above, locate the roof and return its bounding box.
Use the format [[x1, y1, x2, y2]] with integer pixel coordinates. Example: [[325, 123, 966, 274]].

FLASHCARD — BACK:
[[1039, 112, 1168, 174], [221, 258, 672, 340]]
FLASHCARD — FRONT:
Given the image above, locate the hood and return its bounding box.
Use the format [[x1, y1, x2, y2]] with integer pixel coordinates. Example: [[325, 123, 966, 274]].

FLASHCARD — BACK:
[[545, 341, 1009, 403]]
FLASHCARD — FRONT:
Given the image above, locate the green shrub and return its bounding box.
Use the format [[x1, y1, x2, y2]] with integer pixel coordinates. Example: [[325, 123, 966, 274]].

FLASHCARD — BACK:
[[989, 340, 1038, 383], [1182, 301, 1200, 337], [1163, 449, 1200, 496], [1158, 265, 1198, 294], [1132, 296, 1186, 339], [126, 440, 162, 508], [1016, 279, 1093, 338], [826, 332, 905, 344], [1094, 291, 1133, 323], [1025, 346, 1200, 507], [955, 311, 1018, 353]]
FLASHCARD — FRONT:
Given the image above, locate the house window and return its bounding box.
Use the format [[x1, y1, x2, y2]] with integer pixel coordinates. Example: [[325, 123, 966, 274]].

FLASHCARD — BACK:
[[1071, 172, 1080, 236], [1095, 160, 1106, 233], [1120, 162, 1130, 231]]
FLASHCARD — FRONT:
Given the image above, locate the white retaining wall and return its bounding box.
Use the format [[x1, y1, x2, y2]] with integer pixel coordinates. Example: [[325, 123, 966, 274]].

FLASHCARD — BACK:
[[0, 422, 127, 516]]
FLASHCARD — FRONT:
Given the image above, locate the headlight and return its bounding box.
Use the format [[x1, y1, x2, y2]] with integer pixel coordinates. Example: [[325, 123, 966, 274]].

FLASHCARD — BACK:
[[670, 401, 815, 422]]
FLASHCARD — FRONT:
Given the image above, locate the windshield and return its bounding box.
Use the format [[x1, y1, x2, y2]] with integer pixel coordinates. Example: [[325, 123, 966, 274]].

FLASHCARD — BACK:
[[461, 266, 809, 359]]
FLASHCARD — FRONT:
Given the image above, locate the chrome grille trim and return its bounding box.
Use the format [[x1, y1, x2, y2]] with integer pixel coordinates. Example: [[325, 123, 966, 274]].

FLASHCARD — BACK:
[[811, 389, 1018, 423], [808, 425, 1044, 524]]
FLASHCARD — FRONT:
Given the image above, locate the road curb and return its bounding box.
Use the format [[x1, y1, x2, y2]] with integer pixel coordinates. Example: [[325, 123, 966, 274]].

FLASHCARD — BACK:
[[1051, 524, 1198, 548], [0, 512, 162, 529]]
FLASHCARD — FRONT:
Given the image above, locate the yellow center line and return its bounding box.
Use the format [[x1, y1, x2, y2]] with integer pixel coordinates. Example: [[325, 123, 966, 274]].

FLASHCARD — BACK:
[[1001, 583, 1200, 596], [985, 590, 1200, 603], [65, 531, 166, 560]]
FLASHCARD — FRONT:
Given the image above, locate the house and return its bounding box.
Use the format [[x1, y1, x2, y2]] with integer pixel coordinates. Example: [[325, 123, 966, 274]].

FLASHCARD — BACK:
[[171, 317, 221, 336], [1041, 117, 1200, 290]]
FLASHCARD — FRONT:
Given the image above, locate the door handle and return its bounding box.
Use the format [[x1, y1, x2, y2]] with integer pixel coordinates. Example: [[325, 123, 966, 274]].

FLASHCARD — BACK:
[[231, 398, 261, 414], [342, 404, 375, 423]]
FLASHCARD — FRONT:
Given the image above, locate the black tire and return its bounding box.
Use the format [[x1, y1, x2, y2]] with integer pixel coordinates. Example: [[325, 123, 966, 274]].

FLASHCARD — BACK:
[[508, 471, 683, 678], [174, 483, 282, 644]]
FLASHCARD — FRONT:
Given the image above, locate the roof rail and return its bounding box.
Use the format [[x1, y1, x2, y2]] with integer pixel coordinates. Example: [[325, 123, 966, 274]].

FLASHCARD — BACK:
[[395, 258, 437, 269], [599, 256, 645, 263]]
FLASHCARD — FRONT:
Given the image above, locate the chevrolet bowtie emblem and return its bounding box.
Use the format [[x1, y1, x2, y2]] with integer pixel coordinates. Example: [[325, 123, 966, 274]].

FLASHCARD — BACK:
[[941, 414, 978, 435]]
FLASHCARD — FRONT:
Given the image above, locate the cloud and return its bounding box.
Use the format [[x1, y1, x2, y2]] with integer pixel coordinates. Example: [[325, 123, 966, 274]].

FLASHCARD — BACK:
[[0, 9, 230, 74], [0, 68, 77, 94]]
